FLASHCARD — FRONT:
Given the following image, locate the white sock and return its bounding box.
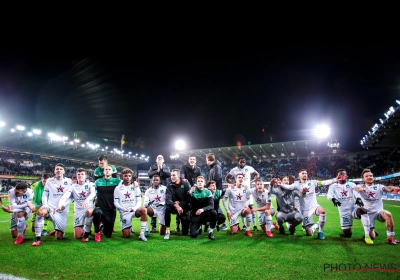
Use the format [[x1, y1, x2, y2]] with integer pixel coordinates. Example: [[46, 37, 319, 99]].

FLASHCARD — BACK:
[[140, 221, 147, 234], [17, 217, 26, 237], [252, 213, 256, 226], [360, 214, 370, 237], [84, 216, 93, 233], [265, 215, 272, 231], [35, 216, 44, 237], [246, 215, 252, 229], [318, 214, 326, 232], [241, 216, 246, 227], [387, 231, 395, 238], [209, 228, 214, 233]]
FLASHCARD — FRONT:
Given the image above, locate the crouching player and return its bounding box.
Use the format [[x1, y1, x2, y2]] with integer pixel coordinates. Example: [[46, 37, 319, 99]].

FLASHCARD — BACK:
[[223, 174, 253, 237], [247, 179, 275, 237], [55, 168, 96, 242], [270, 177, 303, 235], [114, 168, 148, 242], [2, 183, 35, 244], [190, 176, 216, 240], [327, 169, 373, 244], [33, 163, 73, 246], [144, 175, 167, 235], [355, 168, 400, 245], [207, 180, 227, 232]]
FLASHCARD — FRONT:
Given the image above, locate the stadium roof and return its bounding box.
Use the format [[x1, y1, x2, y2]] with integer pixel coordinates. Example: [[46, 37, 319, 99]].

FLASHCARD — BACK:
[[171, 139, 341, 165], [0, 132, 145, 167], [360, 101, 400, 150]]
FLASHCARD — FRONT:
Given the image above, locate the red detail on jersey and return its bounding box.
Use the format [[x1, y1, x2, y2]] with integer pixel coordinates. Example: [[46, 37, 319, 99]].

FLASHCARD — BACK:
[[57, 185, 65, 193], [155, 195, 162, 202], [79, 191, 87, 198], [236, 193, 243, 200], [340, 189, 348, 197], [367, 192, 375, 198], [124, 191, 131, 199]]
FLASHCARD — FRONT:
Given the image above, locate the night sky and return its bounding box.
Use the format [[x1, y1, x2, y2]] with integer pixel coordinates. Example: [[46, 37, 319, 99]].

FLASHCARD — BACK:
[[0, 41, 399, 159]]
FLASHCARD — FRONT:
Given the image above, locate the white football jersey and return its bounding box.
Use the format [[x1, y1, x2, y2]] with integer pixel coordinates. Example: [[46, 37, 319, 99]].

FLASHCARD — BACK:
[[357, 184, 385, 212], [327, 182, 357, 214], [59, 182, 96, 210], [144, 185, 167, 207], [43, 177, 73, 209], [223, 186, 249, 213], [247, 188, 269, 209], [8, 188, 34, 212], [114, 183, 142, 212], [229, 165, 255, 187]]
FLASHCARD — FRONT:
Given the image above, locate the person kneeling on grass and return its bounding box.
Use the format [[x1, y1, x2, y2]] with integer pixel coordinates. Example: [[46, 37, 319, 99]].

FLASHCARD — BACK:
[[355, 168, 400, 245], [2, 182, 35, 245], [222, 173, 253, 237], [114, 168, 148, 242], [144, 175, 167, 236], [247, 179, 275, 237], [55, 168, 96, 242], [33, 163, 73, 246], [190, 176, 216, 240]]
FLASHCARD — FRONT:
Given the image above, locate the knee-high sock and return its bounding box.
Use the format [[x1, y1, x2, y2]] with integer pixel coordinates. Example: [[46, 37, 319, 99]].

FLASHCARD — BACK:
[[360, 214, 370, 237], [252, 213, 256, 226], [265, 215, 272, 231], [318, 214, 326, 232], [84, 216, 93, 233], [17, 217, 26, 237], [241, 216, 246, 227], [246, 215, 252, 228], [35, 216, 44, 237], [140, 221, 147, 234]]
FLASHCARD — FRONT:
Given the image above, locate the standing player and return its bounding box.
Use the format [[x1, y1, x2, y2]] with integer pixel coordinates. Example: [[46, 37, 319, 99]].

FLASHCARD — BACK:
[[164, 169, 191, 240], [206, 153, 223, 191], [270, 176, 303, 235], [114, 168, 148, 242], [355, 168, 400, 245], [207, 180, 227, 231], [93, 165, 122, 242], [278, 169, 339, 240], [222, 174, 253, 236], [189, 176, 216, 240], [1, 182, 35, 244], [94, 155, 118, 180], [247, 179, 274, 237], [31, 173, 51, 236], [144, 175, 167, 235], [32, 163, 73, 246], [226, 157, 260, 231], [55, 168, 96, 242]]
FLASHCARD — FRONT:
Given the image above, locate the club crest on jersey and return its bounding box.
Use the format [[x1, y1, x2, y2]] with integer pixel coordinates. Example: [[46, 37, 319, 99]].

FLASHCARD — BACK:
[[181, 185, 184, 188], [64, 181, 68, 185], [243, 190, 246, 193], [84, 185, 88, 189], [346, 184, 350, 188], [160, 190, 164, 193], [373, 186, 377, 190], [22, 194, 27, 199], [130, 187, 134, 191], [244, 168, 248, 172], [308, 183, 311, 186]]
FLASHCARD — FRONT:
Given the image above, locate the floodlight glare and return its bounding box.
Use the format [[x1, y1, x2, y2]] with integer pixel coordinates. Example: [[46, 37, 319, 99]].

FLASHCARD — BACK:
[[32, 129, 41, 135], [16, 125, 25, 131], [27, 132, 33, 137], [74, 139, 80, 143], [0, 121, 5, 127], [11, 128, 15, 132], [397, 100, 400, 105], [175, 140, 186, 150], [314, 125, 331, 139]]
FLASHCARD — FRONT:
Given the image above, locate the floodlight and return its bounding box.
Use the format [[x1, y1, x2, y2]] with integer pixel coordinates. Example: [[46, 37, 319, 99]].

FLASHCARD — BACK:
[[32, 129, 41, 135], [175, 140, 186, 150], [396, 100, 400, 105], [314, 125, 331, 139], [11, 128, 15, 132], [27, 132, 33, 137], [0, 121, 5, 127], [16, 125, 25, 131]]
